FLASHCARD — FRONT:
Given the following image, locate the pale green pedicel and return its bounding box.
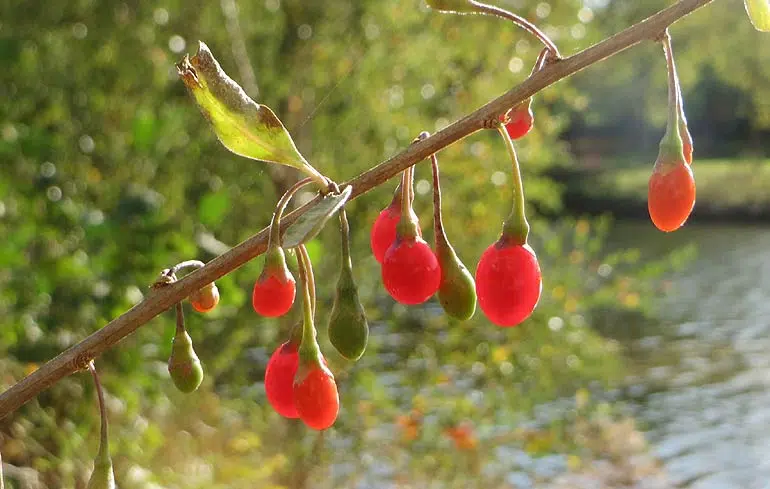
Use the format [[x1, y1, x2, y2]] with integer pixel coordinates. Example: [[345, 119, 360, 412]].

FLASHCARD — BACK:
[[87, 364, 116, 489]]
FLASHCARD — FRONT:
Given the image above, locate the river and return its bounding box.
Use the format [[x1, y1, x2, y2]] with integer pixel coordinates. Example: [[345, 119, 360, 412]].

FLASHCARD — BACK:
[[609, 222, 770, 489]]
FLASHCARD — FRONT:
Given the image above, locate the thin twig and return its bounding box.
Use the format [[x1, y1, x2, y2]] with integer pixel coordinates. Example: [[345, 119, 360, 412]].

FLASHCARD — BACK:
[[469, 0, 561, 58], [0, 0, 716, 420]]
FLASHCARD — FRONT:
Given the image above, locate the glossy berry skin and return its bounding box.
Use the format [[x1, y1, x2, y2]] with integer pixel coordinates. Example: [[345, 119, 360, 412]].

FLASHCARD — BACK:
[[294, 364, 339, 430], [190, 283, 220, 313], [504, 106, 534, 140], [370, 206, 401, 263], [475, 241, 542, 327], [252, 271, 296, 317], [371, 207, 421, 263], [381, 237, 441, 305], [648, 160, 696, 232], [265, 342, 300, 418]]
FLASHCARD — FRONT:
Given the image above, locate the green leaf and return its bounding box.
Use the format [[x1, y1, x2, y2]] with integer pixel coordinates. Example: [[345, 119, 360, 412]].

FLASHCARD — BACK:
[[132, 108, 157, 153], [425, 0, 479, 14], [177, 42, 320, 177], [745, 0, 770, 31], [282, 186, 352, 248], [198, 192, 230, 227]]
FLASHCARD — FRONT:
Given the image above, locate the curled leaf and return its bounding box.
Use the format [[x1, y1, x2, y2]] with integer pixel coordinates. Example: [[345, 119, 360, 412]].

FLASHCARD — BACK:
[[177, 41, 322, 179], [744, 0, 770, 31], [282, 185, 352, 248]]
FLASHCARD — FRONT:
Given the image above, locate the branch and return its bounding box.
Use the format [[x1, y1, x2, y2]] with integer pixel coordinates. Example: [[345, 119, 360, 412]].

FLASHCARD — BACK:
[[0, 0, 715, 420]]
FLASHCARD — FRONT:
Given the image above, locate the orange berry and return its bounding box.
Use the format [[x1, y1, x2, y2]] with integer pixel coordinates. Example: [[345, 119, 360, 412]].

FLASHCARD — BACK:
[[443, 422, 478, 450], [293, 363, 339, 430], [647, 159, 695, 232], [190, 283, 220, 313]]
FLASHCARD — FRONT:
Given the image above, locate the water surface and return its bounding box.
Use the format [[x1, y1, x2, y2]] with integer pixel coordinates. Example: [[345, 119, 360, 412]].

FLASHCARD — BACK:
[[610, 223, 770, 489]]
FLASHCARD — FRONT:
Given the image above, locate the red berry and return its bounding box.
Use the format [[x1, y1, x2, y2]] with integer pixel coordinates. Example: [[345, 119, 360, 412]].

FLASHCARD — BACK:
[[294, 363, 339, 430], [371, 206, 422, 263], [370, 206, 401, 263], [648, 160, 695, 232], [190, 283, 220, 313], [252, 272, 296, 317], [264, 342, 299, 419], [475, 241, 542, 327], [381, 237, 441, 305], [504, 106, 534, 140]]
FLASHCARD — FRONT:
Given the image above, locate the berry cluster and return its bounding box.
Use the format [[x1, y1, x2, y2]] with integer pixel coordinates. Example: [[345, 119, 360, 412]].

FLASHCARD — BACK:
[[145, 6, 706, 442], [372, 125, 542, 328], [156, 28, 699, 438], [246, 180, 367, 430], [72, 5, 770, 487]]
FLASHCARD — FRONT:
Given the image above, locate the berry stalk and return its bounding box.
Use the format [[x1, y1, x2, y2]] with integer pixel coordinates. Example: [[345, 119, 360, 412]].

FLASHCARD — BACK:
[[395, 165, 420, 240], [667, 32, 693, 164], [169, 260, 204, 275], [269, 177, 315, 249], [473, 1, 560, 58], [338, 208, 353, 268], [660, 30, 685, 160], [394, 132, 429, 240], [296, 244, 321, 362], [428, 0, 561, 58], [88, 362, 109, 460], [496, 122, 530, 245], [431, 156, 447, 247]]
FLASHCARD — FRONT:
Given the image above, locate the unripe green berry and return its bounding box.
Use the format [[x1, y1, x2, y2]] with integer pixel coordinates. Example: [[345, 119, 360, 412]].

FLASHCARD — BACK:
[[168, 328, 204, 393], [328, 264, 369, 361], [86, 451, 115, 489], [436, 240, 477, 321]]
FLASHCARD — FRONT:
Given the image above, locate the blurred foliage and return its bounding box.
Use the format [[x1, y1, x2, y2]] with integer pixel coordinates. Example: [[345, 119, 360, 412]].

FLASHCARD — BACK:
[[0, 0, 742, 487], [566, 1, 770, 160]]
